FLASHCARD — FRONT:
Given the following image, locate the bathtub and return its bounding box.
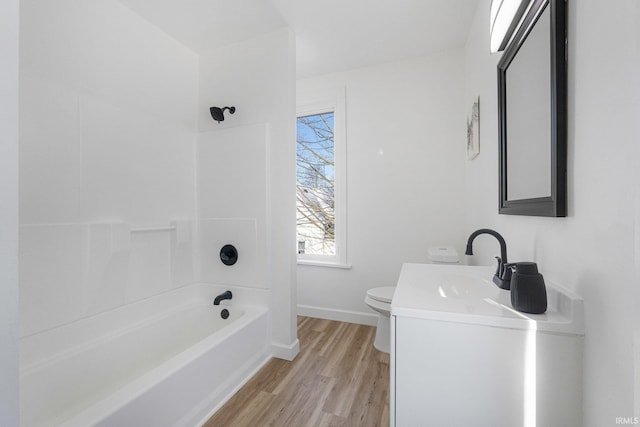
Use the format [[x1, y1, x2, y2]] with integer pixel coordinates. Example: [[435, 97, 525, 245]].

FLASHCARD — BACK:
[[19, 284, 271, 427]]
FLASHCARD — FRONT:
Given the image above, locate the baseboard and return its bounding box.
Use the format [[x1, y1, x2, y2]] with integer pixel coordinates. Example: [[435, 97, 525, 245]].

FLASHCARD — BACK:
[[297, 304, 378, 326], [272, 339, 300, 361]]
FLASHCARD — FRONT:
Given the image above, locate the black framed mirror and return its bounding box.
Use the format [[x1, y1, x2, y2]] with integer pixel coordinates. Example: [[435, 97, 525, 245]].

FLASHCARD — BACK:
[[497, 0, 567, 217]]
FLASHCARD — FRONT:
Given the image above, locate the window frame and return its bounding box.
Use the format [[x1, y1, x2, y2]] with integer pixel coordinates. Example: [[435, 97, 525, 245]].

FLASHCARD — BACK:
[[296, 88, 349, 268]]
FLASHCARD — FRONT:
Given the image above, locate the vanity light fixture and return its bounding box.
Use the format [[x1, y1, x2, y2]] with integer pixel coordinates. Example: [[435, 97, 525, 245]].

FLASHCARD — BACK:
[[210, 106, 236, 123], [490, 0, 532, 52]]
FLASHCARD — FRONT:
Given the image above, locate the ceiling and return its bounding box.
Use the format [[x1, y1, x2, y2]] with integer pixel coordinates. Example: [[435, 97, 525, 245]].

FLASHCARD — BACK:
[[118, 0, 480, 78]]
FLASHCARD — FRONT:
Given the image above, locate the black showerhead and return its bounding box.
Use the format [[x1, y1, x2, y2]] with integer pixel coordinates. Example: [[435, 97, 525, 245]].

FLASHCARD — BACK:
[[210, 106, 236, 123]]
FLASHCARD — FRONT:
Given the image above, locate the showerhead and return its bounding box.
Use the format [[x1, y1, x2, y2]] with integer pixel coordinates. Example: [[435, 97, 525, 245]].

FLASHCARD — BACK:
[[210, 106, 236, 123]]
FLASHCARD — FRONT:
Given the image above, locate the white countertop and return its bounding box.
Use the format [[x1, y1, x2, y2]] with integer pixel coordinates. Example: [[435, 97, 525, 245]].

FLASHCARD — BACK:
[[391, 263, 584, 335]]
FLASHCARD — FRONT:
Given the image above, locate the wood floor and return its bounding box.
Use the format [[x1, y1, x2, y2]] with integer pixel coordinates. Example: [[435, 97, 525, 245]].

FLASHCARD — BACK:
[[203, 316, 390, 427]]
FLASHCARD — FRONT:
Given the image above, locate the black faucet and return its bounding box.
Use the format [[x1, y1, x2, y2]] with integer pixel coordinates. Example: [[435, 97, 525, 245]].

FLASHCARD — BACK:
[[465, 229, 511, 290], [213, 290, 233, 305]]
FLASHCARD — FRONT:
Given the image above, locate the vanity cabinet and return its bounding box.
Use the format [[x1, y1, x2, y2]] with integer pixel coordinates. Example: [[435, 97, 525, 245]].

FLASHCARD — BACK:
[[390, 263, 583, 427]]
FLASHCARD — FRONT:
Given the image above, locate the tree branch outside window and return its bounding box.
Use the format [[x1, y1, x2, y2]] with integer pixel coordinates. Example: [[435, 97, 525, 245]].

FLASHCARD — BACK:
[[296, 112, 335, 256]]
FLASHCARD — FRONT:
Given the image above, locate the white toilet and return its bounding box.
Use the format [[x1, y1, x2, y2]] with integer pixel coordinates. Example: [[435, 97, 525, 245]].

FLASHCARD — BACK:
[[365, 246, 460, 353], [365, 286, 396, 353]]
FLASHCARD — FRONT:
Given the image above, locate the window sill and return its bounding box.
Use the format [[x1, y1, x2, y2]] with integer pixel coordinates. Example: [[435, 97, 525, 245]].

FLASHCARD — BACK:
[[297, 259, 352, 269]]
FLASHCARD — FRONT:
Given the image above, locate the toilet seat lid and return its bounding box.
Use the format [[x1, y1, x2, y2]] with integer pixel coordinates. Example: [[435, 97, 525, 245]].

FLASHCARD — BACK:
[[366, 286, 396, 303]]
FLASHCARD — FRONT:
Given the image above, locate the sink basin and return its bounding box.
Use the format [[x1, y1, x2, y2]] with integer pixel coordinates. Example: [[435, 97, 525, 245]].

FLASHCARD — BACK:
[[437, 274, 493, 299], [391, 263, 585, 335]]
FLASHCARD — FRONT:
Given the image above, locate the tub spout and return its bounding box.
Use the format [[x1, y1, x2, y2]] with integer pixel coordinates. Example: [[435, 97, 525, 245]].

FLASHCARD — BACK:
[[213, 290, 233, 305]]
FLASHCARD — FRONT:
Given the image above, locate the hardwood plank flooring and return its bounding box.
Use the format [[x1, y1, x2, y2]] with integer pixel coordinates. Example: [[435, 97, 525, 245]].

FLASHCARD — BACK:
[[203, 316, 390, 427]]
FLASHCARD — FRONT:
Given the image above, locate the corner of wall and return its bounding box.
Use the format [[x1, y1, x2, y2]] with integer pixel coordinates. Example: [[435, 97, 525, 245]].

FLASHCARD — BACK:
[[196, 26, 298, 349], [0, 0, 20, 423], [272, 339, 300, 362]]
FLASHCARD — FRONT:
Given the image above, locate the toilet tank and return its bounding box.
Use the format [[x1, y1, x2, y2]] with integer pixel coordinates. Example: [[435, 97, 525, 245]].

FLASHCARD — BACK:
[[427, 246, 459, 264]]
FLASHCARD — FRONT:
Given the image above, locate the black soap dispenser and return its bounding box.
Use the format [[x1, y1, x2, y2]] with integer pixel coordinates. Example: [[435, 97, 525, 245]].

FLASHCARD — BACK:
[[509, 262, 547, 314]]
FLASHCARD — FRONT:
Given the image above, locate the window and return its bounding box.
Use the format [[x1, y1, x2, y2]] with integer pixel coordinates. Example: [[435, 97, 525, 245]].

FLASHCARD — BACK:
[[297, 111, 335, 256], [296, 89, 348, 267]]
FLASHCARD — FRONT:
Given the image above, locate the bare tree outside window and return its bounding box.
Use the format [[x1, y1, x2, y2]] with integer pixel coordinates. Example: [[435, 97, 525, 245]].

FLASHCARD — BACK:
[[296, 112, 335, 256]]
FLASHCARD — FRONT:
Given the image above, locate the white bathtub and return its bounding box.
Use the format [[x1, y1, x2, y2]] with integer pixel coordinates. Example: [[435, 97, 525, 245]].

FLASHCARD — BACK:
[[19, 284, 271, 427]]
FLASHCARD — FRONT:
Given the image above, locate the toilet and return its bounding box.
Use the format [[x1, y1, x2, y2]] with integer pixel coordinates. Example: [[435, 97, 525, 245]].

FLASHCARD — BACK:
[[365, 287, 396, 353], [365, 246, 460, 353]]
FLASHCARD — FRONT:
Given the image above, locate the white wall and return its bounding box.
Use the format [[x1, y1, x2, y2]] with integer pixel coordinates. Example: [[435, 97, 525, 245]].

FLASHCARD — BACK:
[[197, 29, 298, 358], [196, 125, 269, 289], [19, 0, 198, 335], [463, 1, 640, 424], [0, 0, 20, 423], [296, 52, 467, 324], [19, 2, 297, 359]]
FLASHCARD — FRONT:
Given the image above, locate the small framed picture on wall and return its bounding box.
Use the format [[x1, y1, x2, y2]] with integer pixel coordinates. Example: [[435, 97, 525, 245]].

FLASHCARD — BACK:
[[467, 96, 480, 160]]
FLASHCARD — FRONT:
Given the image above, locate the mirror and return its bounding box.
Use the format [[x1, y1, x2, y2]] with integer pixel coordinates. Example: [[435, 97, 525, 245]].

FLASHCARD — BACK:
[[497, 0, 567, 217]]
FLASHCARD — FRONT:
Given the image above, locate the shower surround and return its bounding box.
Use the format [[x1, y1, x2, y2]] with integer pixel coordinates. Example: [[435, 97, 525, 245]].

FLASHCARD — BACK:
[[19, 0, 297, 424]]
